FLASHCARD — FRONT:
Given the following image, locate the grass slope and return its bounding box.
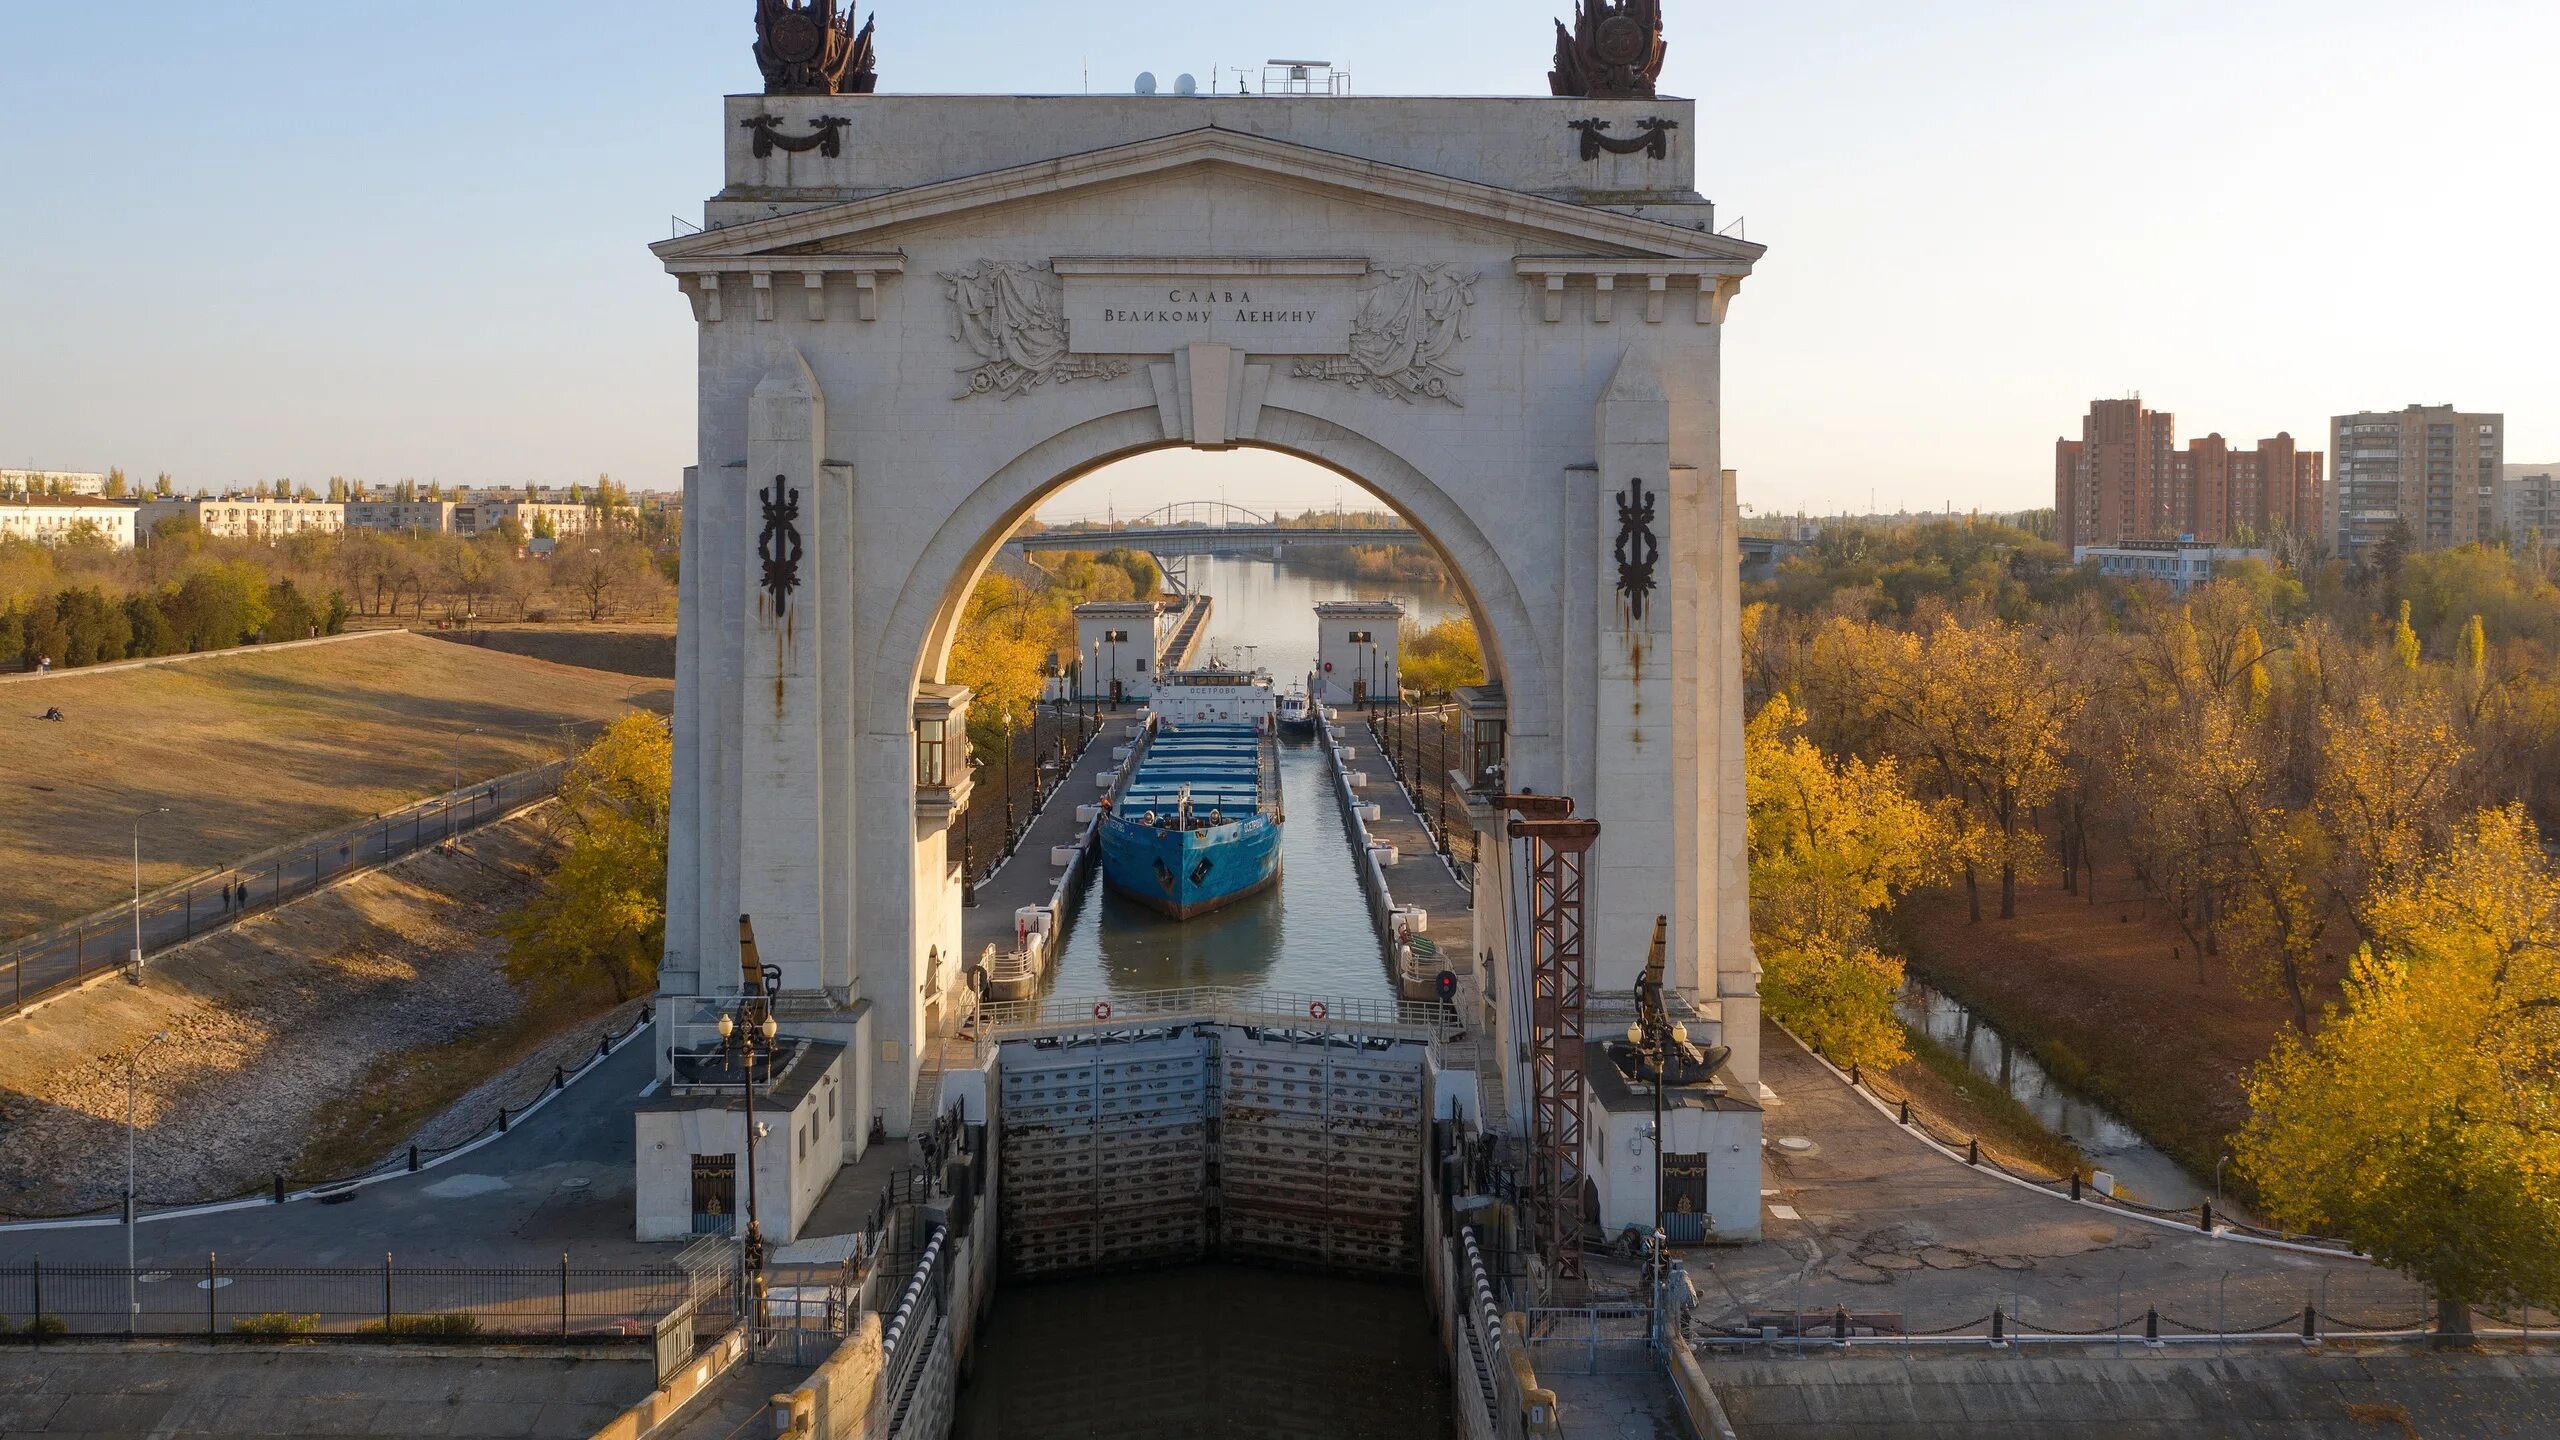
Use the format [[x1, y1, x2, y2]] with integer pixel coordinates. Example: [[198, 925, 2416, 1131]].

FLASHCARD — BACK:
[[1890, 870, 2324, 1199], [0, 633, 666, 936]]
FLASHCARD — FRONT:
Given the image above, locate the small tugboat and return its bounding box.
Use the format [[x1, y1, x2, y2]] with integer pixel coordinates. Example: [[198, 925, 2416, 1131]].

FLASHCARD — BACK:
[[1276, 684, 1315, 737], [1099, 667, 1282, 919]]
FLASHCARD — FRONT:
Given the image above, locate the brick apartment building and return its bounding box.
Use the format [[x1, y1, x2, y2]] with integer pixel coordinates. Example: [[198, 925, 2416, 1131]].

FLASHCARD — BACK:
[[2330, 405, 2504, 559], [2056, 399, 2324, 550]]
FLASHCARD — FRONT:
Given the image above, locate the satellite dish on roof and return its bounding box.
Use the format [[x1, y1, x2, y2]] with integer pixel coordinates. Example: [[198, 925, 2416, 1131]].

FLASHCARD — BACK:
[[1134, 71, 1158, 95], [1174, 73, 1197, 96]]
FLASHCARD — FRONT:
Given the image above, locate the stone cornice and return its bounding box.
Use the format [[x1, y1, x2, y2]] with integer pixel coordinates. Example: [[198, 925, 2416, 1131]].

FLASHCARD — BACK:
[[1513, 257, 1749, 324], [653, 126, 1765, 270]]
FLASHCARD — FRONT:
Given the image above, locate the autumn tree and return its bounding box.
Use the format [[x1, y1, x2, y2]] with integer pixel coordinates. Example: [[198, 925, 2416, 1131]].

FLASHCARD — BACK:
[[1745, 694, 1952, 1068], [1397, 614, 1484, 699], [1810, 615, 2082, 919], [2237, 805, 2560, 1339], [505, 712, 673, 1003]]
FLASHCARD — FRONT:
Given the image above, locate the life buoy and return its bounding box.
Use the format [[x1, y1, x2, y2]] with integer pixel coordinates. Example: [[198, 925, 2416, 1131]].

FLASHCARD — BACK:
[[1308, 1000, 1329, 1021], [1093, 1001, 1112, 1021]]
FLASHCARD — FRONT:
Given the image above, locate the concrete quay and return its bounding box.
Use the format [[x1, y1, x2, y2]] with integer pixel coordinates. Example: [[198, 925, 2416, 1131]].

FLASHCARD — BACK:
[[0, 1346, 648, 1439]]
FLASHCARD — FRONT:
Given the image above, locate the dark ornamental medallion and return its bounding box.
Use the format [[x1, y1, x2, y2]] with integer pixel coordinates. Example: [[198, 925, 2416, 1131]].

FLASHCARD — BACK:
[[758, 476, 805, 618], [1613, 476, 1659, 621], [754, 0, 878, 97], [742, 113, 853, 158], [1549, 0, 1666, 101], [1568, 116, 1678, 161]]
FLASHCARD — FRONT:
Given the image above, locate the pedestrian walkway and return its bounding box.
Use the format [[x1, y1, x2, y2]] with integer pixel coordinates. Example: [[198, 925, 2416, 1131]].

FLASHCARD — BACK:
[[1687, 1022, 2426, 1344]]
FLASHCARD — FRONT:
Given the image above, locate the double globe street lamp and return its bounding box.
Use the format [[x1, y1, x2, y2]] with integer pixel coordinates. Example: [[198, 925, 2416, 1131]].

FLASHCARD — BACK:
[[722, 917, 784, 1317]]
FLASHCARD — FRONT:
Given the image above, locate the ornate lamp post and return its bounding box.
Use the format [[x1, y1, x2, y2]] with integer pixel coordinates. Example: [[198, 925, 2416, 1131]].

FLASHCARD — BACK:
[[1001, 708, 1017, 855], [721, 918, 783, 1323]]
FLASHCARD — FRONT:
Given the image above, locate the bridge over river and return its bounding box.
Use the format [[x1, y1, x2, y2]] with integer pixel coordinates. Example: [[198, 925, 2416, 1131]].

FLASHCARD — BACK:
[[1011, 499, 1787, 576]]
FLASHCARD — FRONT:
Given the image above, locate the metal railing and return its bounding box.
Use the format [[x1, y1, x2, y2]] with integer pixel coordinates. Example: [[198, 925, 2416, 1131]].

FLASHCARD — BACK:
[[969, 984, 1454, 1062], [0, 1256, 694, 1341], [1, 759, 569, 1021], [0, 1002, 651, 1222]]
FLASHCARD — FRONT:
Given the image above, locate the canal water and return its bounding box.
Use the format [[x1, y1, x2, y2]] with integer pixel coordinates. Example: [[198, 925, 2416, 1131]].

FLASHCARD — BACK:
[[953, 1264, 1453, 1438], [1896, 979, 2206, 1206], [1045, 553, 1467, 1003], [975, 556, 1458, 1439]]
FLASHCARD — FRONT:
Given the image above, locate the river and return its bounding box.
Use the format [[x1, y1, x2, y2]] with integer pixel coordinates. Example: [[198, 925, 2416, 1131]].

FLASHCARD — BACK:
[[1896, 979, 2207, 1207], [961, 556, 1458, 1438]]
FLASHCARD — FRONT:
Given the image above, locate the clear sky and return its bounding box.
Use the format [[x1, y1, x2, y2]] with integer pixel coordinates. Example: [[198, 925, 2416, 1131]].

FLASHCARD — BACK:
[[3, 1, 2552, 518]]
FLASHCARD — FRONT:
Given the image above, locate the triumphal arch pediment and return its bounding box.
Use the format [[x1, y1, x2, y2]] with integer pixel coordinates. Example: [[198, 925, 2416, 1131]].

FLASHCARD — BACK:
[[647, 56, 1764, 1239]]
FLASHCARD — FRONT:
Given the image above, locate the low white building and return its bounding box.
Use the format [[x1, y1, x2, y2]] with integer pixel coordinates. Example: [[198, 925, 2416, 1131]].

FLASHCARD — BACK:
[[1073, 600, 1173, 701], [2074, 540, 2265, 595], [344, 499, 458, 535], [457, 499, 598, 541], [0, 470, 108, 497], [1582, 1039, 1763, 1245], [0, 496, 137, 548], [1314, 599, 1403, 707], [633, 1031, 863, 1244], [138, 495, 345, 541]]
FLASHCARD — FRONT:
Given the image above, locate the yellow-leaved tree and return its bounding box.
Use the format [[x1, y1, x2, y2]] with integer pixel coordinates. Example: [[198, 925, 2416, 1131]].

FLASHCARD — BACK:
[[1746, 694, 1953, 1069], [2235, 804, 2560, 1339], [505, 712, 673, 1004], [1398, 614, 1485, 699]]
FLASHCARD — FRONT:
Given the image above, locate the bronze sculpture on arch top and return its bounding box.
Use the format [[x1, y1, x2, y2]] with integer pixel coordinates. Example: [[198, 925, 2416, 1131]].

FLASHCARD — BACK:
[[755, 0, 878, 96], [1550, 0, 1666, 100]]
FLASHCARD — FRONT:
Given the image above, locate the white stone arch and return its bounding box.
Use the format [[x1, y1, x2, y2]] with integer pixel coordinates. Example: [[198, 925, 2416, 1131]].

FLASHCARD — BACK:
[[868, 402, 1551, 753]]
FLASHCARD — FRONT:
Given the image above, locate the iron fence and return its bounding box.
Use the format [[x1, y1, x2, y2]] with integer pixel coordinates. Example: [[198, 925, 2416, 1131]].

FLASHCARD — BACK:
[[0, 1002, 652, 1222], [1, 760, 570, 1021], [1681, 1267, 2556, 1354], [0, 1257, 695, 1342]]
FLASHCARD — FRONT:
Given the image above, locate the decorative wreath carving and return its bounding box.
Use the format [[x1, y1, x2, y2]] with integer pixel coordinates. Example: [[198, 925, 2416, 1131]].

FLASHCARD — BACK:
[[1291, 264, 1478, 407], [941, 261, 1128, 400], [742, 114, 852, 158], [1568, 116, 1678, 161]]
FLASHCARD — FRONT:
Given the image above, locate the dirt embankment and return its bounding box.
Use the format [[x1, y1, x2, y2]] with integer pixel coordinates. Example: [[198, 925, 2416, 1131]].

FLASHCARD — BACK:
[[426, 625, 676, 679], [1891, 870, 2322, 1190], [0, 632, 666, 936], [0, 811, 597, 1214]]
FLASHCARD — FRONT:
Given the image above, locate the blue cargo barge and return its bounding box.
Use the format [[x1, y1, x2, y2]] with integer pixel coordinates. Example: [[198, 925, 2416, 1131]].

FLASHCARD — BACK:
[[1099, 670, 1281, 920]]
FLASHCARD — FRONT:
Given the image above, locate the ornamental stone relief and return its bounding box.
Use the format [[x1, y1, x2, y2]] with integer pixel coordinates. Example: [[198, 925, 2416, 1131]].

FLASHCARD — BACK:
[[1290, 263, 1478, 407], [940, 261, 1131, 400], [943, 258, 1476, 407]]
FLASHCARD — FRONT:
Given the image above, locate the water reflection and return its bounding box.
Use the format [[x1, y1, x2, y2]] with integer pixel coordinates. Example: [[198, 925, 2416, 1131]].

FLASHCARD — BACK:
[[1048, 735, 1394, 1001], [1896, 979, 2205, 1206], [954, 1265, 1451, 1440]]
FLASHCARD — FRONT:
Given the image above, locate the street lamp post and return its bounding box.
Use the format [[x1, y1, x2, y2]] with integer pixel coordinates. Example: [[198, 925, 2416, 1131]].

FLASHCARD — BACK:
[[1001, 709, 1017, 855], [131, 807, 170, 979], [720, 918, 783, 1333], [127, 1029, 170, 1327]]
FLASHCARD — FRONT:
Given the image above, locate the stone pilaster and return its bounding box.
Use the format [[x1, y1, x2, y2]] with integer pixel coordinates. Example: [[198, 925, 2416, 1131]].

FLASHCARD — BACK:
[[736, 349, 835, 993], [1587, 350, 1676, 989]]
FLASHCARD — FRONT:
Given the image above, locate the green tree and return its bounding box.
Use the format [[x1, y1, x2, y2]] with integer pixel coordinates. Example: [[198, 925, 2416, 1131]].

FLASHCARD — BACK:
[[504, 713, 673, 1003], [166, 562, 273, 651], [2237, 805, 2560, 1339]]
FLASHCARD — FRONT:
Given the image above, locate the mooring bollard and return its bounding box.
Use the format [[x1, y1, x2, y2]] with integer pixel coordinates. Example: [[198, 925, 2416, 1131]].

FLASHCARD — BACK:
[[1833, 1307, 1848, 1341], [1849, 1063, 1862, 1088], [1966, 1138, 1980, 1166], [407, 1145, 420, 1173], [2070, 1172, 2082, 1201], [2301, 1305, 2317, 1344], [554, 1066, 566, 1092], [2199, 1200, 2214, 1232], [272, 1174, 285, 1204], [2145, 1307, 2162, 1346], [598, 1032, 611, 1060], [497, 1107, 510, 1134], [1990, 1307, 2006, 1346]]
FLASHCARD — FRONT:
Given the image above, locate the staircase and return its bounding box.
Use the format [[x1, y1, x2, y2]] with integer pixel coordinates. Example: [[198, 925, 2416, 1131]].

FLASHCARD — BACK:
[[1156, 595, 1213, 671]]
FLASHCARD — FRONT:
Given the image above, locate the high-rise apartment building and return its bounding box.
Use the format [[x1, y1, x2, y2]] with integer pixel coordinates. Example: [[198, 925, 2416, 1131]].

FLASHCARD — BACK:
[[2505, 468, 2557, 543], [2056, 399, 2323, 549], [2329, 405, 2503, 558]]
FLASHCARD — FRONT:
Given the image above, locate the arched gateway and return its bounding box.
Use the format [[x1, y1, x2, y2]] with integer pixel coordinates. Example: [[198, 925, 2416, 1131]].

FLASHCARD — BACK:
[[646, 68, 1766, 1234]]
